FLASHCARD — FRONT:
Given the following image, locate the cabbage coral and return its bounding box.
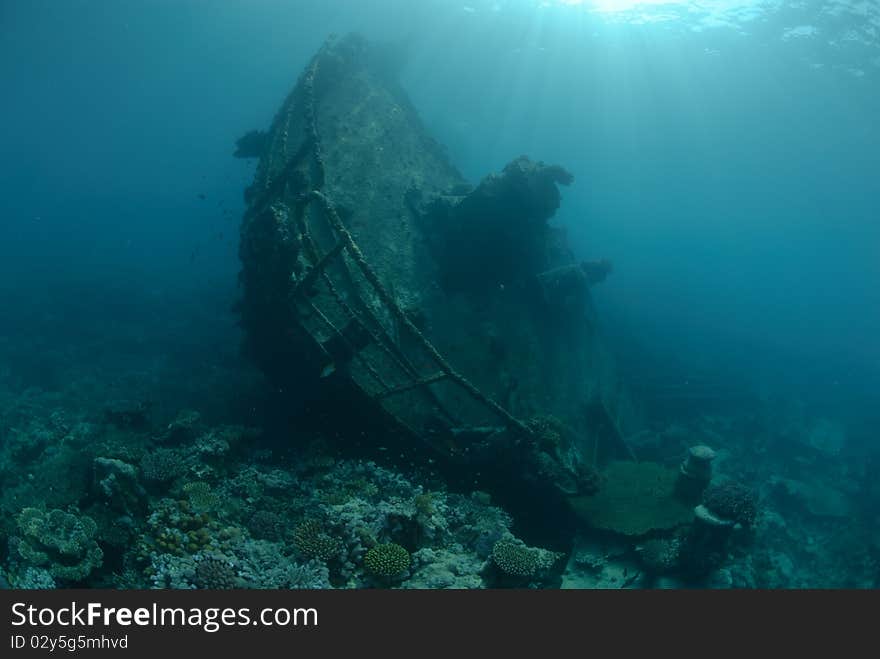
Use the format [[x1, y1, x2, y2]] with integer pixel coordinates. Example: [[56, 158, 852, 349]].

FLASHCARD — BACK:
[[14, 508, 103, 582]]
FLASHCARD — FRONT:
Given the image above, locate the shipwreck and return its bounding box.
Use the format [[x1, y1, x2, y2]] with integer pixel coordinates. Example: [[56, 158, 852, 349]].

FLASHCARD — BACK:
[[235, 34, 641, 505]]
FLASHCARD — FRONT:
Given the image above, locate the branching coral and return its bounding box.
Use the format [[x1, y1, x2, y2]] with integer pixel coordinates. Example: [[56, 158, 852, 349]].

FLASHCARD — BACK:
[[140, 449, 185, 483], [491, 540, 539, 577], [181, 481, 218, 513], [490, 537, 562, 583], [139, 498, 213, 557], [363, 542, 411, 578], [293, 519, 343, 562]]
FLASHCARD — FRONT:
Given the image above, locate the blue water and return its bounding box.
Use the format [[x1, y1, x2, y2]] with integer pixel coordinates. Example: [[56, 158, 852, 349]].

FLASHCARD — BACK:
[[1, 0, 878, 588]]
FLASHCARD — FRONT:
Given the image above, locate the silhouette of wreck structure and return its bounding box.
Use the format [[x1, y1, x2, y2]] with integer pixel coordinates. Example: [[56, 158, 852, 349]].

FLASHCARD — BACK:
[[236, 33, 640, 503]]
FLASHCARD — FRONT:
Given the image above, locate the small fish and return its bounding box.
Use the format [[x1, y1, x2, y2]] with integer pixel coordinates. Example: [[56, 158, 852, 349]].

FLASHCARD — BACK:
[[320, 363, 336, 378], [197, 193, 206, 201]]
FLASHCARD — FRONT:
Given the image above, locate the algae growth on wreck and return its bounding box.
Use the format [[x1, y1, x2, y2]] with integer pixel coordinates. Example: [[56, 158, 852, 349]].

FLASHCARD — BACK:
[[1, 1, 879, 590]]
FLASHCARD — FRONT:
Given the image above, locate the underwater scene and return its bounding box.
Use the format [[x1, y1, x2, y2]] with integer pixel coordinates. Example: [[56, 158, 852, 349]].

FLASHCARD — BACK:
[[1, 0, 878, 590]]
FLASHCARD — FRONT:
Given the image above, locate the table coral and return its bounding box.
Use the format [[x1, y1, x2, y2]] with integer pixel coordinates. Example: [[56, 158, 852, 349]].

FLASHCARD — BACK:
[[569, 461, 693, 536]]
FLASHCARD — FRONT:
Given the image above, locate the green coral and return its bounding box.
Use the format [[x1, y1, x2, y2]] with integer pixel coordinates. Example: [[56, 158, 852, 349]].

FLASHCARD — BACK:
[[140, 498, 213, 558], [292, 520, 342, 562], [194, 555, 238, 589], [568, 461, 693, 536], [491, 540, 539, 577], [14, 508, 103, 582], [363, 543, 411, 578], [413, 492, 436, 517], [181, 481, 218, 513], [140, 449, 185, 483]]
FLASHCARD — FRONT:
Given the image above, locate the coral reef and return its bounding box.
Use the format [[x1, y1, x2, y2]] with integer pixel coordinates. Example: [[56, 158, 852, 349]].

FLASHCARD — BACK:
[[8, 567, 56, 590], [140, 449, 186, 484], [148, 544, 330, 590], [194, 554, 239, 589], [1, 315, 873, 592], [560, 536, 642, 588], [491, 540, 540, 577], [181, 481, 219, 513], [488, 536, 563, 586], [364, 543, 411, 579], [247, 510, 285, 541], [93, 456, 145, 515], [702, 480, 759, 527], [569, 461, 693, 537], [404, 548, 484, 589], [10, 508, 103, 583], [292, 520, 343, 562], [636, 537, 683, 576]]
